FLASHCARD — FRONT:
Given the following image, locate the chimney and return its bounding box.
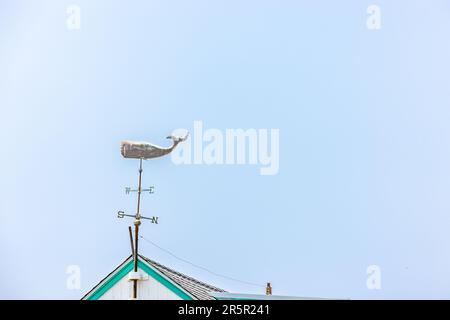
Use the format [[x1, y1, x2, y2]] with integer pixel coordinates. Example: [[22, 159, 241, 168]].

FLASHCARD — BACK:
[[266, 282, 272, 296]]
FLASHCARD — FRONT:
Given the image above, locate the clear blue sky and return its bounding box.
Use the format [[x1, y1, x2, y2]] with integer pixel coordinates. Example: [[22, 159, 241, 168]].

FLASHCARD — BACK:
[[1, 0, 450, 299]]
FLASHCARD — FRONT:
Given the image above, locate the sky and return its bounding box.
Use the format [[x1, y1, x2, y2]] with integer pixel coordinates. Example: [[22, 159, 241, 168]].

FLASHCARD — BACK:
[[1, 0, 450, 299]]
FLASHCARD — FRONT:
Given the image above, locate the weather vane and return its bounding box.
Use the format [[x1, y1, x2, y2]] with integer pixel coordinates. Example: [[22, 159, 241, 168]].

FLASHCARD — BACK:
[[118, 133, 189, 299]]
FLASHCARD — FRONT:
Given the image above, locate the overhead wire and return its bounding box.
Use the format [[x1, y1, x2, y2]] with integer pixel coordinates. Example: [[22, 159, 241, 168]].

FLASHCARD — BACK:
[[140, 235, 266, 288]]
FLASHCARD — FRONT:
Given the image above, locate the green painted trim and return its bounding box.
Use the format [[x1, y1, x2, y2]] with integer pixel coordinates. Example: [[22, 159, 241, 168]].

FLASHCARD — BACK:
[[86, 258, 194, 300], [138, 260, 193, 300], [87, 260, 134, 300]]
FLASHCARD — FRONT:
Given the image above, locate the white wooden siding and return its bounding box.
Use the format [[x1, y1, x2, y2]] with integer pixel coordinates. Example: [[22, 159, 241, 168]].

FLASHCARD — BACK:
[[99, 267, 182, 300]]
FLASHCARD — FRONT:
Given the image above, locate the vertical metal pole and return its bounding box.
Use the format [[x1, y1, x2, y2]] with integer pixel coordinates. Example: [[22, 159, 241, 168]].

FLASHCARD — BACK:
[[132, 158, 143, 299], [128, 226, 137, 299], [128, 226, 135, 256], [133, 224, 139, 299], [136, 158, 143, 222]]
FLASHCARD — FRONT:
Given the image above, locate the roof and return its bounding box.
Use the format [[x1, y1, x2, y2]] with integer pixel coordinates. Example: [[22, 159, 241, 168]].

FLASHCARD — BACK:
[[211, 292, 345, 300], [140, 255, 226, 300], [82, 255, 226, 300], [82, 255, 341, 300]]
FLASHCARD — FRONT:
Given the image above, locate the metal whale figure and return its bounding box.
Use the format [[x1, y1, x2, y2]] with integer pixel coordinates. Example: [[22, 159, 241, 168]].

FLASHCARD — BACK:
[[121, 133, 189, 160]]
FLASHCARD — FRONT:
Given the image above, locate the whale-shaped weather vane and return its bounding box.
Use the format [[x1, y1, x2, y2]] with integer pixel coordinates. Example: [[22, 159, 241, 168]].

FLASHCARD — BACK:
[[120, 133, 189, 160], [118, 132, 188, 300]]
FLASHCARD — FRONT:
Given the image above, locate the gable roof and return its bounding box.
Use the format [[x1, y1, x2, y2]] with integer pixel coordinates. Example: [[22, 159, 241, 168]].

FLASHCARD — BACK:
[[82, 255, 225, 300], [140, 256, 226, 300]]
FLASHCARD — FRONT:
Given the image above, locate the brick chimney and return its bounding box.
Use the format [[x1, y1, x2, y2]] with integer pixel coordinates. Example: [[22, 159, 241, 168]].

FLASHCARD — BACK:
[[266, 282, 272, 295]]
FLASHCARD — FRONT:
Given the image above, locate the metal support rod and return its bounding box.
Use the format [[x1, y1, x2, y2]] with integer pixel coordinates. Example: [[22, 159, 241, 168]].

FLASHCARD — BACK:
[[136, 158, 143, 221], [132, 158, 143, 299], [133, 223, 139, 299], [128, 226, 134, 256]]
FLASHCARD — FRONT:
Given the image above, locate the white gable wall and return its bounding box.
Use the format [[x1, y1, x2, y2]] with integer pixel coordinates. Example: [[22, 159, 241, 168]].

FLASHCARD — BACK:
[[99, 267, 182, 300]]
